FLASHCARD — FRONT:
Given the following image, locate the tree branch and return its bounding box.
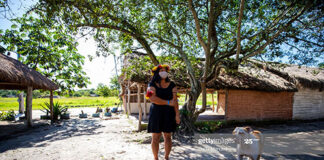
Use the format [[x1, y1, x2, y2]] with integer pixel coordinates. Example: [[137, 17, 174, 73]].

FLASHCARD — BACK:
[[75, 23, 135, 36], [242, 3, 313, 59], [188, 0, 208, 53], [287, 35, 324, 47], [236, 0, 245, 61], [242, 3, 295, 42], [132, 51, 147, 56]]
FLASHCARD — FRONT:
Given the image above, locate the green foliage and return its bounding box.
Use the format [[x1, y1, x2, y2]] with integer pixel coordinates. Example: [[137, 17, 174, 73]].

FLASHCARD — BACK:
[[109, 89, 119, 97], [67, 89, 95, 97], [0, 90, 18, 97], [195, 121, 224, 133], [0, 13, 90, 92], [0, 109, 15, 121], [95, 82, 120, 97], [41, 101, 68, 120], [32, 90, 52, 98], [96, 83, 110, 97], [109, 76, 120, 91], [318, 62, 324, 69], [35, 0, 323, 66]]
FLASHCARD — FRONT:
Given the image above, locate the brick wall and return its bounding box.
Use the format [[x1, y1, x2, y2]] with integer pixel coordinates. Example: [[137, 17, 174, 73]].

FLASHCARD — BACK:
[[220, 90, 294, 120]]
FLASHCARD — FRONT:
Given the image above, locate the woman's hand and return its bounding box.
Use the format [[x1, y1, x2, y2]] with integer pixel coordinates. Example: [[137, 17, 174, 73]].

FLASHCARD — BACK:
[[168, 99, 177, 107], [175, 115, 180, 124]]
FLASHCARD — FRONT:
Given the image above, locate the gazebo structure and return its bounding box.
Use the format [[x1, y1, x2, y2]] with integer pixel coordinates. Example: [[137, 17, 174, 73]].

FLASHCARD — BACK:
[[119, 54, 324, 121], [0, 53, 59, 127]]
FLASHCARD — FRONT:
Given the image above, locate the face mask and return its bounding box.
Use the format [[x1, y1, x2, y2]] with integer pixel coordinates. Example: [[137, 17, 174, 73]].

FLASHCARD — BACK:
[[159, 71, 168, 79]]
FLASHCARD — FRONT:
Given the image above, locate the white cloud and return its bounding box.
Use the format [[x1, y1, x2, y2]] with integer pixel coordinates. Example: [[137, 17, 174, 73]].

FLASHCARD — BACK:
[[76, 36, 120, 90]]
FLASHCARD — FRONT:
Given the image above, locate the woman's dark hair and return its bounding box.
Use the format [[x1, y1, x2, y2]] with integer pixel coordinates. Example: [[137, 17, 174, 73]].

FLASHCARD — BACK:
[[150, 67, 170, 87]]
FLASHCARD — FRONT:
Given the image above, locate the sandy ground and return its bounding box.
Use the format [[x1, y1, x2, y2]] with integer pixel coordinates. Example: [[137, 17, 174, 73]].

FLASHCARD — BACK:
[[0, 109, 324, 160]]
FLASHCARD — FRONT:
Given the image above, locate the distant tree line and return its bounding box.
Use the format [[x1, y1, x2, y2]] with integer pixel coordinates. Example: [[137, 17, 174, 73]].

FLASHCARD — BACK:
[[0, 77, 120, 98]]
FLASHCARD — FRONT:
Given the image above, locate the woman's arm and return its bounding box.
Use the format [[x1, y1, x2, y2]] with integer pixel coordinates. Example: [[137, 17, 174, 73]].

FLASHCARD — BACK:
[[147, 86, 174, 106]]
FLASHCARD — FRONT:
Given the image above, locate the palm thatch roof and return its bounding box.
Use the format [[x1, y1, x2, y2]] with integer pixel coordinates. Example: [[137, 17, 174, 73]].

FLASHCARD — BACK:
[[0, 53, 59, 90], [119, 54, 322, 92], [251, 60, 324, 91], [206, 63, 297, 92]]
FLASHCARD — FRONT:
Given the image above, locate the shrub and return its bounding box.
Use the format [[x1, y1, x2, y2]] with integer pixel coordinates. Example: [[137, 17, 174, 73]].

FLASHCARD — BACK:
[[41, 102, 68, 120], [0, 109, 15, 121], [195, 121, 225, 133]]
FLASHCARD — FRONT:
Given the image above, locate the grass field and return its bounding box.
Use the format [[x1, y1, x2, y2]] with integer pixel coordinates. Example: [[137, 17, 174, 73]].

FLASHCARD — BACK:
[[0, 97, 120, 111], [0, 94, 217, 111], [178, 94, 217, 106]]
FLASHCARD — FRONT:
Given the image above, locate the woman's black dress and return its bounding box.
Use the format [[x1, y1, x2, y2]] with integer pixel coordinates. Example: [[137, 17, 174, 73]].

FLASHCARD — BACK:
[[147, 81, 177, 133]]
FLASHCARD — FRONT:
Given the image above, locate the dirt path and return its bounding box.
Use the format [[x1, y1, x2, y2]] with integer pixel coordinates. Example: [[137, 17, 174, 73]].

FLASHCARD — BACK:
[[1, 115, 324, 160], [0, 114, 154, 160]]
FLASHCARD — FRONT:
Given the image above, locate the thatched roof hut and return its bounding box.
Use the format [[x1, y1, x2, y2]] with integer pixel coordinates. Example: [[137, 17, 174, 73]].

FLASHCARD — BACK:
[[120, 54, 324, 92], [119, 54, 300, 92], [0, 53, 59, 127], [119, 54, 324, 121], [0, 53, 59, 90], [250, 61, 324, 120]]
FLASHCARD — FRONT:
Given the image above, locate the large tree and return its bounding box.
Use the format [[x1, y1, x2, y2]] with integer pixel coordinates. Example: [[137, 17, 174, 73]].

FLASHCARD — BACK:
[[34, 0, 323, 135]]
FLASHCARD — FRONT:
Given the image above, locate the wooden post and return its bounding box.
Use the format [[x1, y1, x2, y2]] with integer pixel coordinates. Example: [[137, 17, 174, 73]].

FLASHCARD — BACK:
[[127, 82, 131, 118], [50, 90, 54, 124], [121, 86, 127, 114], [26, 86, 33, 127], [18, 92, 24, 114], [137, 83, 143, 131], [143, 86, 147, 120], [225, 89, 228, 120], [216, 91, 219, 113], [212, 92, 215, 112], [122, 95, 126, 114]]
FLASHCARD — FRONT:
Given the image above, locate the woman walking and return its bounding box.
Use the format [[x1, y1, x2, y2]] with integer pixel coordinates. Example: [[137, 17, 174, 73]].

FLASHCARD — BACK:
[[146, 64, 180, 160]]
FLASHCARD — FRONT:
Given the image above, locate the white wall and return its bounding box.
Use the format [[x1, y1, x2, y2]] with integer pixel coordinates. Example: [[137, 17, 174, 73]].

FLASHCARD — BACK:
[[128, 103, 151, 114], [293, 88, 324, 119]]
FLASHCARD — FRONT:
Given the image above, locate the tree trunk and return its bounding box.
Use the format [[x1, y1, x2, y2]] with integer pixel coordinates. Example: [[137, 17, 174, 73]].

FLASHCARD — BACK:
[[137, 83, 143, 131], [18, 92, 24, 114], [173, 49, 202, 139], [174, 83, 201, 139]]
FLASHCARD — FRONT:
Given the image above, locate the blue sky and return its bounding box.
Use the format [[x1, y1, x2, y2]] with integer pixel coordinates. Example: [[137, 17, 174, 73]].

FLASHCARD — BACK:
[[0, 0, 118, 90]]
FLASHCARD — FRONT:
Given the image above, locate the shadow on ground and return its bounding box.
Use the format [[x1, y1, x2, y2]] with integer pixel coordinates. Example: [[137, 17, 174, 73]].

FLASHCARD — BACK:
[[0, 118, 103, 153]]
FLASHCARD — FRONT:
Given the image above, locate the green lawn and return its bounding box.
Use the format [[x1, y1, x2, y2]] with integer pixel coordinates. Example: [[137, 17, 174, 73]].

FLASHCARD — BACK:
[[0, 93, 217, 111], [178, 93, 217, 106], [0, 97, 120, 111]]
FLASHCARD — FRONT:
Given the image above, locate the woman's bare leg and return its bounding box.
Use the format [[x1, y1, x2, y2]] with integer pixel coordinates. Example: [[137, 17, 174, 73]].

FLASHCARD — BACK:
[[152, 133, 162, 160], [162, 132, 172, 160]]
